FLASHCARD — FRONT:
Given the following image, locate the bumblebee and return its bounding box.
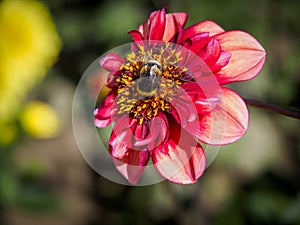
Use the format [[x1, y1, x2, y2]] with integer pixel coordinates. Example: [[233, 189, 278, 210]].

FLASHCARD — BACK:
[[136, 60, 162, 97]]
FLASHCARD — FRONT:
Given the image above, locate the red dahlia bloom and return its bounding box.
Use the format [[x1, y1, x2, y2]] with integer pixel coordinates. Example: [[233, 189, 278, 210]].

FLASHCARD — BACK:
[[94, 9, 266, 185]]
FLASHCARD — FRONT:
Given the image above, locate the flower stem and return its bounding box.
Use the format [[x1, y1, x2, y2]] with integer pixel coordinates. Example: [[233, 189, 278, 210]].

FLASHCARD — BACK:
[[244, 99, 300, 120]]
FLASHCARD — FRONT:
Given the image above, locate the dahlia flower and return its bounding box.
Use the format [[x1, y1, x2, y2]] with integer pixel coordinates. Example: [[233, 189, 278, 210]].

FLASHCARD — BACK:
[[94, 9, 266, 184]]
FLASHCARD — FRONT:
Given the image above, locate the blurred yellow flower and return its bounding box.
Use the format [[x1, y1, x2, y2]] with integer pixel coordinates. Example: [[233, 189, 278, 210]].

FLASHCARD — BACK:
[[0, 122, 18, 146], [0, 0, 61, 145], [20, 101, 60, 139], [0, 0, 61, 122]]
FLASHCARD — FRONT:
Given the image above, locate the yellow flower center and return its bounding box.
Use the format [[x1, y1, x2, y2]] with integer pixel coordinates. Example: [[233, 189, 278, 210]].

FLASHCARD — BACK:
[[114, 44, 190, 124]]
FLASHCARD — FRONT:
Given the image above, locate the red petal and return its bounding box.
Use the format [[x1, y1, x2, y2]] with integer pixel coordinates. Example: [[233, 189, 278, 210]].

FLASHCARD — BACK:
[[138, 20, 150, 39], [198, 38, 221, 67], [112, 149, 150, 185], [94, 92, 117, 128], [132, 121, 149, 140], [162, 14, 177, 42], [134, 113, 169, 150], [214, 31, 266, 84], [109, 116, 151, 185], [148, 8, 166, 40], [153, 120, 206, 184], [137, 9, 167, 39], [110, 114, 168, 152], [198, 87, 249, 145], [171, 12, 188, 27], [162, 12, 187, 42], [170, 89, 206, 154], [94, 107, 111, 127], [110, 115, 136, 150], [99, 53, 125, 71], [181, 82, 220, 114], [171, 91, 199, 129], [210, 50, 232, 72], [179, 40, 212, 77], [184, 32, 210, 54], [109, 131, 128, 159], [128, 30, 145, 42], [182, 20, 225, 41]]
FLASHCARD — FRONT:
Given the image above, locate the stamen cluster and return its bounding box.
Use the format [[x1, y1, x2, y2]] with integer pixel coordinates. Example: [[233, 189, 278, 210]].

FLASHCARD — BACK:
[[115, 44, 190, 124]]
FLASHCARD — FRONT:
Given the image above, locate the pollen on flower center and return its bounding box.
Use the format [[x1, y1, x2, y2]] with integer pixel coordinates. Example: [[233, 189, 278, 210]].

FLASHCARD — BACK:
[[114, 43, 192, 124]]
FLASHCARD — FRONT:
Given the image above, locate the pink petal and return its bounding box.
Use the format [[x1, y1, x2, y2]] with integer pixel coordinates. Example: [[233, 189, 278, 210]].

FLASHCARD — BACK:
[[184, 32, 210, 54], [179, 41, 212, 77], [148, 8, 166, 40], [108, 116, 151, 185], [138, 19, 150, 38], [94, 92, 117, 128], [109, 131, 128, 159], [162, 14, 177, 42], [137, 26, 147, 39], [182, 20, 225, 41], [132, 121, 149, 140], [171, 88, 202, 131], [210, 50, 232, 72], [198, 87, 249, 145], [94, 107, 111, 128], [128, 30, 145, 42], [109, 117, 151, 156], [139, 10, 187, 40], [214, 30, 266, 84], [198, 38, 221, 67], [162, 12, 187, 42], [181, 82, 220, 114], [110, 114, 168, 152], [110, 115, 136, 150], [99, 53, 125, 71], [134, 112, 169, 149], [171, 12, 188, 27], [153, 119, 206, 184], [112, 149, 150, 185], [170, 98, 201, 143]]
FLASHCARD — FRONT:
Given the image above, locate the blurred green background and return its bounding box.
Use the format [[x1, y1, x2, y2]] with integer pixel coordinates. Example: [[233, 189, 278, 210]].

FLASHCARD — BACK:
[[0, 0, 300, 225]]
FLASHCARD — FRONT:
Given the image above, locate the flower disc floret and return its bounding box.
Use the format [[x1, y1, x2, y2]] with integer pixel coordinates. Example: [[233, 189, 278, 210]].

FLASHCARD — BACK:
[[113, 43, 191, 124]]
